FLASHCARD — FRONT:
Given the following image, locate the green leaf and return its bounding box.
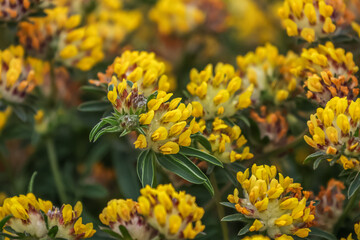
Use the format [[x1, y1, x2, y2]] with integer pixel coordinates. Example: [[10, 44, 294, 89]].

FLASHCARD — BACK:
[[348, 172, 360, 198], [78, 101, 110, 112], [0, 215, 12, 231], [137, 150, 150, 185], [81, 85, 106, 94], [0, 232, 21, 239], [220, 202, 236, 209], [192, 134, 212, 152], [304, 151, 325, 164], [28, 171, 38, 193], [139, 150, 156, 187], [221, 213, 251, 222], [12, 105, 27, 122], [156, 154, 205, 185], [89, 120, 107, 142], [119, 225, 133, 240], [313, 155, 330, 170], [237, 222, 252, 236], [102, 116, 119, 126], [101, 228, 123, 239], [48, 226, 59, 238], [309, 227, 337, 240], [93, 126, 122, 142], [180, 146, 223, 167]]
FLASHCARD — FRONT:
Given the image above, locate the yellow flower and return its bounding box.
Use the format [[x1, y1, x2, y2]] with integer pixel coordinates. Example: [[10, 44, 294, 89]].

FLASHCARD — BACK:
[[187, 63, 253, 119], [227, 164, 315, 238], [149, 0, 205, 35], [304, 97, 360, 171], [278, 0, 350, 42], [100, 199, 156, 240], [138, 184, 205, 239]]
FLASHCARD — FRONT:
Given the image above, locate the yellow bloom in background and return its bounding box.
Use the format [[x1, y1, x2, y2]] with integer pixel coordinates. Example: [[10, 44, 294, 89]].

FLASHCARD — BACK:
[[86, 0, 142, 55], [278, 0, 352, 42], [227, 164, 315, 239], [149, 0, 205, 35], [0, 107, 12, 132], [0, 45, 39, 103], [203, 117, 253, 163], [242, 235, 271, 240], [341, 221, 360, 240], [236, 44, 302, 104], [304, 96, 360, 171], [134, 91, 199, 155], [0, 193, 95, 239], [100, 199, 157, 240], [187, 63, 253, 120], [138, 184, 205, 239]]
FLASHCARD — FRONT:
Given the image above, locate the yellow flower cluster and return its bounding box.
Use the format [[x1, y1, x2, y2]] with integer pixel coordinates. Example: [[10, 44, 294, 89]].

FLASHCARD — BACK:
[[278, 0, 351, 42], [149, 0, 205, 35], [304, 97, 360, 171], [17, 6, 82, 54], [57, 24, 104, 71], [0, 0, 43, 22], [138, 184, 205, 239], [93, 50, 170, 98], [187, 63, 254, 120], [99, 199, 157, 240], [341, 222, 360, 240], [301, 42, 358, 76], [206, 118, 253, 163], [86, 1, 142, 54], [0, 193, 95, 239], [134, 91, 199, 155], [242, 235, 270, 240], [236, 43, 301, 104], [228, 164, 315, 239], [305, 70, 359, 106], [0, 45, 38, 103]]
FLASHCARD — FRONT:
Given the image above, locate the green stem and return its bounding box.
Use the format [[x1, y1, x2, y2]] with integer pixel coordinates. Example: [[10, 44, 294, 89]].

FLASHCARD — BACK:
[[46, 138, 67, 203], [334, 188, 360, 233], [210, 173, 229, 240]]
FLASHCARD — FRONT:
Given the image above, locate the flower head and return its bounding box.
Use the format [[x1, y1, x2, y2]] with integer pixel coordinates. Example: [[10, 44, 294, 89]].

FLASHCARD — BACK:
[[187, 63, 253, 120], [134, 91, 199, 154], [278, 0, 353, 42], [149, 0, 205, 35], [47, 201, 96, 239], [242, 235, 271, 240], [304, 96, 360, 171], [204, 117, 253, 163], [91, 50, 170, 97], [227, 164, 315, 239], [0, 193, 51, 238], [0, 45, 38, 103], [315, 179, 345, 231], [99, 199, 157, 240], [137, 184, 205, 239]]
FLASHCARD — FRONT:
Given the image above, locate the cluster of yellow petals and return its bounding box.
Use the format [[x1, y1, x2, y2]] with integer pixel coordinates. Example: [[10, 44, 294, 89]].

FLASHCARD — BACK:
[[206, 118, 253, 163], [187, 63, 253, 120], [304, 97, 360, 170], [0, 107, 12, 132], [0, 193, 95, 239], [149, 0, 205, 35], [99, 199, 156, 240], [228, 164, 315, 239], [278, 0, 349, 42], [305, 70, 359, 106], [86, 0, 142, 54], [0, 45, 38, 103], [134, 91, 199, 154], [138, 184, 205, 239], [236, 43, 301, 104], [301, 42, 358, 76]]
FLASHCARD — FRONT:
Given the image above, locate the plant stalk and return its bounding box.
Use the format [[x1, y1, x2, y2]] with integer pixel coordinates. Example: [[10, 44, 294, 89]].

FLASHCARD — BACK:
[[46, 138, 67, 203], [210, 172, 229, 240], [334, 188, 360, 233]]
